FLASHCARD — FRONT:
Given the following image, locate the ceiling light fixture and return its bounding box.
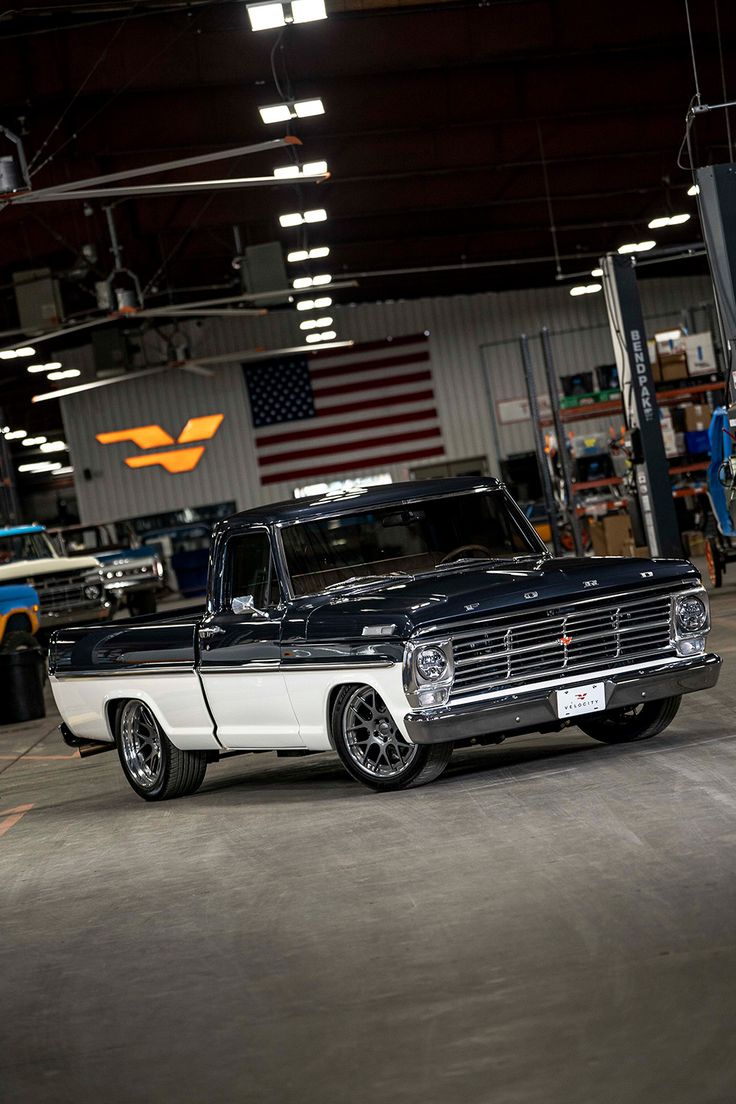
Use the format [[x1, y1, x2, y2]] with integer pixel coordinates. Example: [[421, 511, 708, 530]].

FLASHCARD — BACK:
[[40, 440, 68, 453], [273, 161, 329, 180], [569, 284, 602, 297], [246, 0, 326, 31], [292, 273, 332, 289], [259, 98, 325, 125], [305, 330, 337, 343], [47, 369, 81, 381], [299, 316, 333, 330], [287, 246, 330, 263], [590, 267, 603, 277], [18, 461, 62, 473], [648, 213, 691, 229], [617, 240, 656, 255], [0, 346, 35, 360], [22, 436, 47, 446], [27, 361, 62, 374], [4, 429, 26, 440], [296, 296, 332, 311], [279, 208, 327, 228], [687, 184, 700, 196]]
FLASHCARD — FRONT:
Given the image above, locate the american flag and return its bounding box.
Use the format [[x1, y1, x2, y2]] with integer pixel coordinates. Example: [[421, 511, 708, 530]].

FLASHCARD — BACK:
[[244, 334, 444, 486]]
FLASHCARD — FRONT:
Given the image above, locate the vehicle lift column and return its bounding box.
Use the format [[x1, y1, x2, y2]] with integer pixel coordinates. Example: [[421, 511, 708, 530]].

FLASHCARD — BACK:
[[600, 254, 682, 558]]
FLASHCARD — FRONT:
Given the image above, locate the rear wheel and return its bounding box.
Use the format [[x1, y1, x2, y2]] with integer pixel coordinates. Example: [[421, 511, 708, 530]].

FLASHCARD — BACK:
[[1, 630, 39, 653], [331, 684, 452, 791], [577, 695, 681, 744], [115, 699, 207, 801]]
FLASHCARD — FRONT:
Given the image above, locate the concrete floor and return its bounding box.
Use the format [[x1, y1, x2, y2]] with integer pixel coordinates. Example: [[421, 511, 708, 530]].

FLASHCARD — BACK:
[[2, 566, 736, 1103]]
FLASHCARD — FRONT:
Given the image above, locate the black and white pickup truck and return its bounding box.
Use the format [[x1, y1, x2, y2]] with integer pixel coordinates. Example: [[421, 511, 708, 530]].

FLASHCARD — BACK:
[[49, 477, 720, 801]]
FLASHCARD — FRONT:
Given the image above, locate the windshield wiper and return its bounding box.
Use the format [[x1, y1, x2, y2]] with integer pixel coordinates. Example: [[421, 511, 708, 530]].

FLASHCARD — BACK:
[[432, 554, 538, 572], [324, 572, 413, 592]]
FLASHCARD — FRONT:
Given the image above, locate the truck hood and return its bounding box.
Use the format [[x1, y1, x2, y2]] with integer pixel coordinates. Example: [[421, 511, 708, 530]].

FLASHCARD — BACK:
[[0, 555, 101, 581], [294, 556, 700, 640], [94, 547, 158, 568]]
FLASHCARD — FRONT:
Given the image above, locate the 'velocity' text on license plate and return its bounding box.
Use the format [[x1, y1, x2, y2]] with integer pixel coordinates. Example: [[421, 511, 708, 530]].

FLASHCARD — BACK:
[[554, 682, 606, 719]]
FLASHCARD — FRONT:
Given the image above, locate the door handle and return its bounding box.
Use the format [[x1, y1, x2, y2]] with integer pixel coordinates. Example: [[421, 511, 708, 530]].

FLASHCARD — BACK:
[[200, 625, 226, 638]]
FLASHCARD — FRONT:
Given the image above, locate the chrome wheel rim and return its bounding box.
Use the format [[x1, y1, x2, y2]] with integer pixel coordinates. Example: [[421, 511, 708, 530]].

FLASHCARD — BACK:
[[120, 701, 164, 789], [342, 687, 418, 778]]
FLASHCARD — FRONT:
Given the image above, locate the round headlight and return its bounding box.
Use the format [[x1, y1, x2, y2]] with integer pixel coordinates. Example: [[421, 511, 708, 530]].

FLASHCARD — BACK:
[[84, 583, 101, 600], [676, 595, 707, 633], [415, 645, 448, 682]]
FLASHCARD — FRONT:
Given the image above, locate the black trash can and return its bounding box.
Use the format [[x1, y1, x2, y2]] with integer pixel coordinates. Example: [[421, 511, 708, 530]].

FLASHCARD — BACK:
[[0, 647, 46, 724]]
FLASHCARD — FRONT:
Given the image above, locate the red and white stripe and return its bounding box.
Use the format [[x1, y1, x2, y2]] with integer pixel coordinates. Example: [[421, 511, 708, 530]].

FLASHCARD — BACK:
[[254, 334, 444, 485]]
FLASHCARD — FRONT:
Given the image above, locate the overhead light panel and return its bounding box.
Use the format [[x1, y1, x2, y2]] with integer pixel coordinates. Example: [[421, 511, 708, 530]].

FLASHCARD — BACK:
[[0, 346, 35, 360], [18, 461, 62, 473], [27, 361, 62, 374], [292, 273, 332, 289], [648, 213, 691, 229], [296, 296, 332, 311], [22, 436, 47, 446], [279, 208, 327, 228], [40, 440, 68, 453], [299, 316, 333, 330], [687, 184, 700, 196], [569, 284, 602, 297], [4, 429, 26, 440], [247, 0, 326, 30], [617, 240, 656, 255], [273, 160, 328, 180], [259, 98, 325, 125], [48, 369, 81, 380], [590, 267, 603, 277], [287, 246, 330, 263], [306, 330, 337, 344]]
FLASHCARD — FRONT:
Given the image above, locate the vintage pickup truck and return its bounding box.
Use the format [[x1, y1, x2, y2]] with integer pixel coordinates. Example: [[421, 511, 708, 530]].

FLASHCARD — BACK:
[[49, 477, 720, 801]]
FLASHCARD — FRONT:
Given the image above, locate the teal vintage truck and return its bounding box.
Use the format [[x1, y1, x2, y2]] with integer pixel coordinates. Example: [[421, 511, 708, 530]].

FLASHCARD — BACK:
[[0, 580, 41, 650]]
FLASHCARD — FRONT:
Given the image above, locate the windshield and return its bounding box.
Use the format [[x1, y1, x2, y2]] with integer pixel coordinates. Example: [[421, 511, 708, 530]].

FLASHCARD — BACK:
[[0, 530, 57, 564], [281, 490, 543, 597]]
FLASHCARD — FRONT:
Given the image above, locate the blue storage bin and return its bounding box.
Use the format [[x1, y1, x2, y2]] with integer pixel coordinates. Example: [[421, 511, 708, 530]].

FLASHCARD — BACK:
[[685, 429, 711, 456]]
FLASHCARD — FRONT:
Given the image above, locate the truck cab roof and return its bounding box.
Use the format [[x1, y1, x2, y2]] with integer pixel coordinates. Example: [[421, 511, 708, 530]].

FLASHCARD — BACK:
[[0, 524, 45, 537]]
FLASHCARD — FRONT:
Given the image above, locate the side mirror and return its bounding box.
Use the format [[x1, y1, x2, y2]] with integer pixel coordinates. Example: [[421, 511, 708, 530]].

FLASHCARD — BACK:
[[231, 594, 267, 617]]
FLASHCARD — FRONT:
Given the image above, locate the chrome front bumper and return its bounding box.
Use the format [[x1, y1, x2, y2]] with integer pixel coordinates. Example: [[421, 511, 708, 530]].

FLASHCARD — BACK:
[[404, 653, 721, 745]]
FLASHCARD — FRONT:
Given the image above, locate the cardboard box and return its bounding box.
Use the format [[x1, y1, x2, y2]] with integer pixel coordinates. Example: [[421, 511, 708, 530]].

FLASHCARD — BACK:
[[684, 332, 717, 377], [588, 513, 633, 557], [658, 352, 688, 382], [682, 531, 706, 558], [660, 411, 678, 457], [684, 403, 710, 432], [622, 541, 652, 558]]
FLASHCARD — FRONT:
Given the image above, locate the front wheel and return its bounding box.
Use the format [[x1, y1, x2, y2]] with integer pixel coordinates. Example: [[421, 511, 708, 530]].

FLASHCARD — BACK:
[[115, 699, 207, 801], [577, 695, 681, 744], [331, 684, 452, 791]]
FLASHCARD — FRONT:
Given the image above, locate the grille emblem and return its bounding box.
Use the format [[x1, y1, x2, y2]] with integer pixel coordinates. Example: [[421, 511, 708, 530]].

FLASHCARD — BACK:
[[560, 634, 572, 646]]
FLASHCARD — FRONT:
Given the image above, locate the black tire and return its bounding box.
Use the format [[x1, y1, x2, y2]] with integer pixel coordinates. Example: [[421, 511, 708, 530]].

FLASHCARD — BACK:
[[330, 684, 452, 791], [577, 695, 681, 744], [127, 590, 157, 617], [2, 630, 40, 653], [115, 699, 207, 801]]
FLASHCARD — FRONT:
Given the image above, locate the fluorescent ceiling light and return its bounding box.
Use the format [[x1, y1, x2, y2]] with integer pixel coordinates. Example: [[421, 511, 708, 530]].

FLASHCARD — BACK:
[[296, 296, 332, 311], [48, 369, 81, 380], [590, 267, 603, 277], [280, 212, 304, 227], [259, 103, 293, 125], [648, 213, 691, 229], [246, 1, 286, 30], [294, 99, 324, 118], [53, 466, 74, 477], [287, 246, 330, 263], [305, 330, 337, 343], [618, 240, 656, 254], [4, 430, 26, 440], [291, 0, 327, 23], [259, 99, 324, 125], [27, 361, 62, 374], [40, 440, 67, 453], [18, 461, 62, 473], [303, 160, 328, 175], [273, 165, 301, 179], [292, 273, 331, 289], [304, 208, 327, 223], [273, 160, 328, 180], [569, 284, 602, 296], [0, 346, 35, 360], [311, 272, 332, 285], [293, 277, 313, 289], [299, 316, 333, 331], [687, 184, 699, 196], [22, 436, 47, 446]]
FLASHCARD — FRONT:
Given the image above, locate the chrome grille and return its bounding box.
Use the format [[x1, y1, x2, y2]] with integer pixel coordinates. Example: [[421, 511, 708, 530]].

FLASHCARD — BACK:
[[447, 589, 677, 701], [32, 571, 99, 614]]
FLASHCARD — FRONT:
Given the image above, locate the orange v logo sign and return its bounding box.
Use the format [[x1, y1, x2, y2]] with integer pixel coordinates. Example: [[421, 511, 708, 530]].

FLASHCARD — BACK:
[[96, 414, 224, 473]]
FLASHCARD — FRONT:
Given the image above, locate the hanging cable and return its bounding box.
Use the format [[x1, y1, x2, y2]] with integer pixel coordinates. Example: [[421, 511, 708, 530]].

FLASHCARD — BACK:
[[713, 0, 734, 161], [684, 0, 702, 106], [537, 121, 562, 280]]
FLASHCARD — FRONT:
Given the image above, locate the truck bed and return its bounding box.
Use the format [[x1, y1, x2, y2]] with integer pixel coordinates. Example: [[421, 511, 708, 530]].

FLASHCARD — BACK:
[[49, 610, 203, 677]]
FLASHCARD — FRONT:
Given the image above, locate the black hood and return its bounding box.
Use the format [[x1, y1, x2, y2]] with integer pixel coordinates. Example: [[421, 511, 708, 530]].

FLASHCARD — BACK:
[[290, 556, 700, 641]]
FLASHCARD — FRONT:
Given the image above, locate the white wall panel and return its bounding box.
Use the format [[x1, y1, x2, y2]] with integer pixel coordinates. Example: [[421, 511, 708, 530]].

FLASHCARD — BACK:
[[61, 273, 714, 522]]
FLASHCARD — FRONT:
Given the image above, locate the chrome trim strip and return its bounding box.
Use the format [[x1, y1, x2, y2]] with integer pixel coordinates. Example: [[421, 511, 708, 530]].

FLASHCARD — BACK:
[[52, 665, 194, 680], [281, 661, 395, 671]]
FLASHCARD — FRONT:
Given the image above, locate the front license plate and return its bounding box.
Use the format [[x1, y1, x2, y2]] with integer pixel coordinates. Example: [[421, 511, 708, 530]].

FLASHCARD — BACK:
[[554, 682, 606, 719]]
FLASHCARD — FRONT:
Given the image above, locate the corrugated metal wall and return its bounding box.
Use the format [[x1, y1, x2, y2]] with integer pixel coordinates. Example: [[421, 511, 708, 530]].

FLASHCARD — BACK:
[[62, 273, 715, 522]]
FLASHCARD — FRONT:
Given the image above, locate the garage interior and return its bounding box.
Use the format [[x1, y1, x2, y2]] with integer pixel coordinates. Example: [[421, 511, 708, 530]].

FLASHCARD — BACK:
[[2, 1, 736, 1101]]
